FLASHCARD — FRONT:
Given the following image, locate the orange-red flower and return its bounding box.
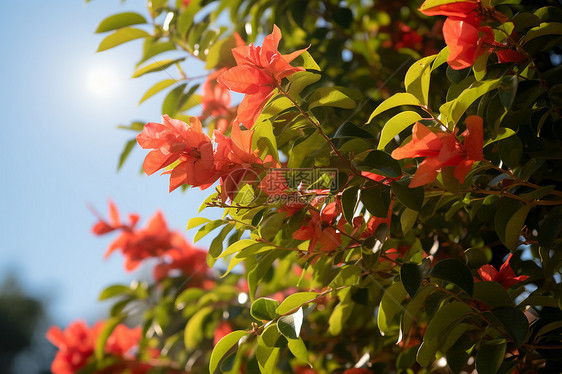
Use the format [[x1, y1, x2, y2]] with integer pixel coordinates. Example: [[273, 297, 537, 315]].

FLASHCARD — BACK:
[[293, 207, 342, 252], [218, 25, 306, 128], [137, 115, 219, 191], [391, 116, 483, 188], [92, 202, 208, 282], [199, 68, 234, 133], [477, 253, 529, 289], [46, 320, 140, 374], [343, 369, 372, 374], [419, 0, 524, 69]]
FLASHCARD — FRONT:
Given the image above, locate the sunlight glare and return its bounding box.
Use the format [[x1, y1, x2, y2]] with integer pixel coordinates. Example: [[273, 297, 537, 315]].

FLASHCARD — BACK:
[[87, 64, 120, 98]]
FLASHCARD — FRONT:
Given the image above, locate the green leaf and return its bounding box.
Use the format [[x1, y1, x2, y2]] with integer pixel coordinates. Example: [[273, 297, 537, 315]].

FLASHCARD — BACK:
[[499, 75, 518, 110], [257, 324, 286, 373], [492, 307, 529, 346], [139, 79, 177, 104], [449, 78, 501, 126], [391, 179, 424, 211], [368, 93, 421, 122], [175, 288, 205, 309], [420, 0, 473, 12], [117, 138, 137, 170], [378, 282, 408, 335], [162, 83, 186, 117], [401, 263, 424, 298], [416, 338, 438, 367], [132, 58, 184, 78], [361, 184, 391, 218], [97, 27, 150, 52], [287, 337, 310, 364], [494, 200, 530, 250], [184, 306, 214, 349], [430, 258, 474, 295], [195, 220, 227, 243], [250, 298, 280, 321], [484, 127, 516, 147], [186, 217, 211, 230], [287, 70, 322, 98], [276, 292, 318, 315], [308, 86, 357, 110], [329, 288, 354, 335], [475, 339, 507, 374], [424, 301, 474, 343], [177, 1, 201, 37], [402, 285, 435, 335], [405, 55, 437, 105], [377, 111, 422, 150], [96, 12, 147, 33], [341, 186, 359, 223], [357, 150, 402, 178], [329, 265, 362, 288], [252, 120, 279, 161], [95, 316, 123, 360], [473, 281, 513, 308], [522, 22, 562, 44], [218, 239, 259, 259], [400, 208, 418, 235], [99, 284, 130, 300], [278, 307, 304, 339], [210, 330, 247, 374], [138, 39, 176, 66]]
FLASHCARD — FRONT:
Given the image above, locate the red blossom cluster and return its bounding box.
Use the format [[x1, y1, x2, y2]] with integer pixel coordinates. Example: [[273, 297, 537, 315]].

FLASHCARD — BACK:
[[137, 115, 261, 195], [391, 115, 483, 188], [419, 0, 525, 69], [92, 201, 209, 285], [477, 253, 529, 289], [218, 25, 307, 128], [46, 320, 141, 374]]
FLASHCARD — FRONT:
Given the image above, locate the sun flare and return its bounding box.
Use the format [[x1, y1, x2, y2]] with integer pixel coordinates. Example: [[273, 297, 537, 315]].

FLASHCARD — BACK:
[[87, 65, 120, 98]]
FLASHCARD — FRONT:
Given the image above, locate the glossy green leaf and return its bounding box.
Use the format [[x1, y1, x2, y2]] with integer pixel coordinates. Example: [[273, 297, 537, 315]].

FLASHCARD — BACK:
[[132, 58, 184, 78], [99, 284, 130, 300], [368, 93, 421, 122], [308, 86, 357, 110], [484, 127, 516, 147], [278, 307, 304, 339], [391, 179, 424, 211], [473, 281, 513, 308], [377, 111, 422, 150], [430, 258, 474, 295], [357, 150, 402, 178], [494, 200, 530, 250], [184, 306, 214, 349], [329, 265, 362, 288], [475, 339, 507, 374], [405, 55, 437, 105], [400, 208, 418, 234], [97, 27, 150, 52], [341, 186, 359, 223], [361, 184, 391, 218], [117, 138, 137, 170], [210, 330, 247, 374], [522, 22, 562, 44], [276, 292, 318, 315], [449, 78, 501, 125], [424, 301, 474, 343], [250, 298, 279, 321], [492, 307, 529, 347], [139, 79, 177, 104], [95, 316, 123, 360], [96, 12, 147, 33], [287, 337, 310, 364], [257, 324, 285, 373], [378, 282, 408, 335], [401, 263, 424, 298]]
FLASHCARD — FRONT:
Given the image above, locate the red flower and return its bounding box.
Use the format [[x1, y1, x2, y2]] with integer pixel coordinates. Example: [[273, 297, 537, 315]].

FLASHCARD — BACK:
[[343, 369, 372, 374], [152, 244, 211, 287], [137, 115, 219, 192], [93, 202, 204, 277], [443, 16, 494, 70], [391, 115, 483, 188], [293, 207, 342, 252], [477, 253, 529, 289], [46, 320, 140, 374], [213, 321, 234, 346], [218, 25, 307, 128], [419, 0, 524, 69], [199, 68, 234, 128]]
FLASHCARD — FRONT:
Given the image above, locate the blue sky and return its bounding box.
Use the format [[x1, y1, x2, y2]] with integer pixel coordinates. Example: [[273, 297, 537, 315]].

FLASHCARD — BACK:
[[0, 1, 219, 326]]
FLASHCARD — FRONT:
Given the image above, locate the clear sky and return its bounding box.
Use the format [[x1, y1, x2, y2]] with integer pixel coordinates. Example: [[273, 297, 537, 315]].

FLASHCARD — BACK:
[[0, 1, 219, 327]]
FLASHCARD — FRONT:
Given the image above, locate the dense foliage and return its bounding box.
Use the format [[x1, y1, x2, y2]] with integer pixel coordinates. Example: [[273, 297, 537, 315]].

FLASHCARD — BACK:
[[49, 0, 562, 373]]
